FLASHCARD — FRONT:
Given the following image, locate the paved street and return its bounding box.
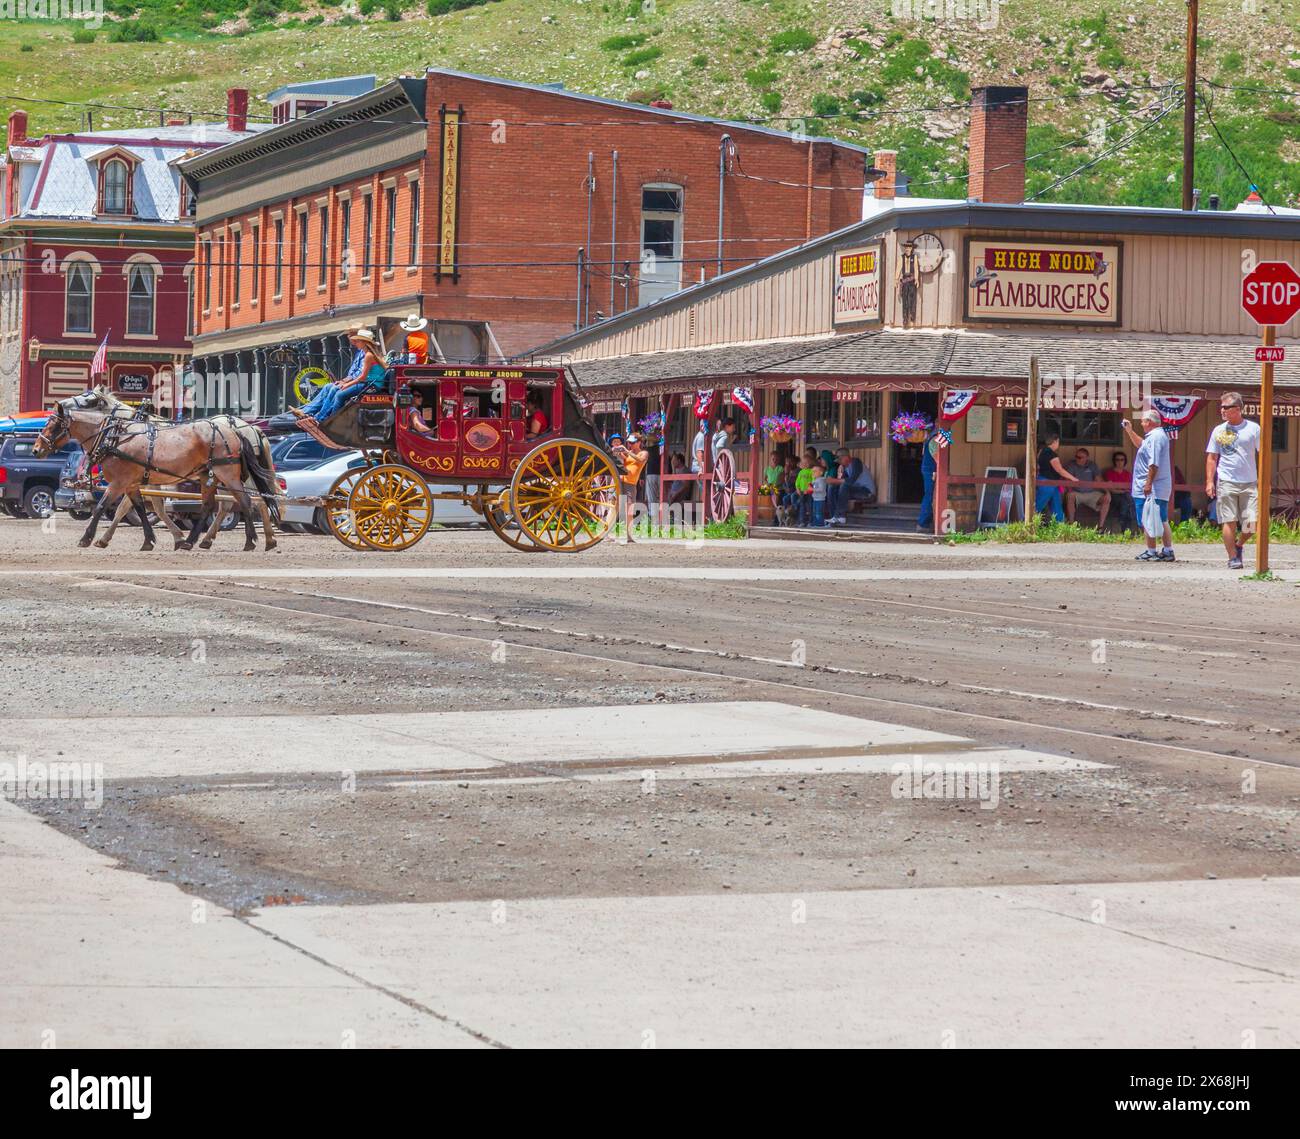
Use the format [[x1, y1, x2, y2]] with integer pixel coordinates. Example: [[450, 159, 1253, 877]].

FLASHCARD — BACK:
[[1, 518, 1297, 1047]]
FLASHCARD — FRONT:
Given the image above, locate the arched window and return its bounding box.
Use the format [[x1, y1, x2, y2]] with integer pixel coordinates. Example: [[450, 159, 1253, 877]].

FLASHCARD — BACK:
[[127, 263, 156, 336], [102, 159, 129, 214], [65, 262, 93, 333]]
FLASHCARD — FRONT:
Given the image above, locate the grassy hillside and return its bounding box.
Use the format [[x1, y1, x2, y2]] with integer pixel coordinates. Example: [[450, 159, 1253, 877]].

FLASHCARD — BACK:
[[3, 0, 1300, 208]]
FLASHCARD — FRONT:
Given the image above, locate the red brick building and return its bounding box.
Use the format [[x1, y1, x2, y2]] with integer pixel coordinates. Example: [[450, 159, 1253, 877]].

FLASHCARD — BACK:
[[180, 69, 872, 415], [0, 100, 264, 415]]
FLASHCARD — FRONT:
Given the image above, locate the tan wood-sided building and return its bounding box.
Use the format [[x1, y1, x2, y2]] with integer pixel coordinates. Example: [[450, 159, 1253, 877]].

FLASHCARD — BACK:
[[527, 87, 1300, 531]]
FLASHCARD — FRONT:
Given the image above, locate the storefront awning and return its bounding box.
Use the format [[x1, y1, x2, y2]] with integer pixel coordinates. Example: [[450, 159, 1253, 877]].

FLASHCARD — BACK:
[[565, 329, 1300, 398]]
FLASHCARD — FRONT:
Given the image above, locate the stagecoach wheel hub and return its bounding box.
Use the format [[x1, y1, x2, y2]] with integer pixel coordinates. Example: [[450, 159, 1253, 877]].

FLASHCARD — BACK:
[[347, 464, 433, 553]]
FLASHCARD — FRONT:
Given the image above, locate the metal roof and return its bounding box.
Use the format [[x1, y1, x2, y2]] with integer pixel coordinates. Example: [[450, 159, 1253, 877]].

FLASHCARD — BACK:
[[423, 67, 872, 153], [265, 74, 378, 103]]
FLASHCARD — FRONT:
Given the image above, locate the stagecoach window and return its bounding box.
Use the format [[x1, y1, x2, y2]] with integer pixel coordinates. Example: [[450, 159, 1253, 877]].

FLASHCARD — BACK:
[[127, 265, 155, 336], [65, 262, 92, 333], [843, 392, 882, 446], [102, 159, 128, 214]]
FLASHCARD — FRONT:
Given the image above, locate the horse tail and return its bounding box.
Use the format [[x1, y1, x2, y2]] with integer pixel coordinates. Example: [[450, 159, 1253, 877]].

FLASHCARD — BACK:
[[239, 431, 281, 525]]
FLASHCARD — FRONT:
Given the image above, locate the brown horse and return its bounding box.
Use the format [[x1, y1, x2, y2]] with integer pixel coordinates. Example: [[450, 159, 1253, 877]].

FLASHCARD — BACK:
[[34, 388, 279, 552]]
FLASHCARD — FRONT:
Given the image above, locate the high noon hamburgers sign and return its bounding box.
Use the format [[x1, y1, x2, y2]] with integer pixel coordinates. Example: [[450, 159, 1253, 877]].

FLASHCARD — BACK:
[[965, 238, 1121, 325], [833, 242, 884, 326]]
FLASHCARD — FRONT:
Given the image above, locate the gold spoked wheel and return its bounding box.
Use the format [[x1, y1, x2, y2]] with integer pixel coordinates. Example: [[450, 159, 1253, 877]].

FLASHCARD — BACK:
[[510, 438, 618, 553], [322, 467, 366, 550], [348, 464, 433, 552], [483, 488, 545, 552]]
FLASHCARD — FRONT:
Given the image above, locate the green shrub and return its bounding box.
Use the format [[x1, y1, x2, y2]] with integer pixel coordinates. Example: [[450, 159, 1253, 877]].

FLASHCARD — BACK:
[[359, 0, 377, 13], [744, 64, 778, 88], [109, 20, 159, 42], [691, 53, 708, 68], [850, 87, 884, 107], [19, 43, 33, 52], [601, 33, 646, 51], [810, 93, 840, 117], [384, 0, 403, 18], [770, 28, 815, 54], [622, 46, 662, 67], [72, 28, 97, 43], [427, 0, 495, 15], [760, 89, 782, 113], [249, 0, 283, 20]]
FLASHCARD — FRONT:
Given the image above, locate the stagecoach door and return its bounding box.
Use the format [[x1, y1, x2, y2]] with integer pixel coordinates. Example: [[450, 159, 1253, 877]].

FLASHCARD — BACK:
[[457, 381, 510, 479]]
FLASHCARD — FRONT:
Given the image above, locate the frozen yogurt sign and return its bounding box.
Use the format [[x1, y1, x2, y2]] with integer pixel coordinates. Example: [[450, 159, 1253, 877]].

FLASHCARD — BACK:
[[965, 239, 1121, 325]]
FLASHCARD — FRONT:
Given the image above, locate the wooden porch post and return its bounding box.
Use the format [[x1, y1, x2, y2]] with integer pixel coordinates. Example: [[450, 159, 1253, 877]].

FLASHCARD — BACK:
[[747, 385, 763, 534], [933, 432, 949, 537], [1025, 355, 1039, 525]]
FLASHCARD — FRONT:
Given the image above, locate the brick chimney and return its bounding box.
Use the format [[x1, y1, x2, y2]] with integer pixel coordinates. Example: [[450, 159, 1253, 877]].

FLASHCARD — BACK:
[[8, 110, 28, 147], [968, 85, 1027, 204], [871, 150, 897, 201], [226, 88, 249, 134]]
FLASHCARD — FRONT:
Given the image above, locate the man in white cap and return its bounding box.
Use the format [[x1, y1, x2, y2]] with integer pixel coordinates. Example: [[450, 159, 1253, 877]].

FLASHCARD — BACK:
[[398, 315, 430, 365], [1121, 406, 1174, 562]]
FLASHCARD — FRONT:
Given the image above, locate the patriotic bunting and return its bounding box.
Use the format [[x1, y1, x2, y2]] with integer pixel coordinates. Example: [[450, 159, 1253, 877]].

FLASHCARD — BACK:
[[730, 387, 754, 414], [939, 389, 979, 422]]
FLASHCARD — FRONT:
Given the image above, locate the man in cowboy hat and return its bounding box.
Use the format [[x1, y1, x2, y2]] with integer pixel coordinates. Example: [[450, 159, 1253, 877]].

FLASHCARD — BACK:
[[398, 314, 430, 365]]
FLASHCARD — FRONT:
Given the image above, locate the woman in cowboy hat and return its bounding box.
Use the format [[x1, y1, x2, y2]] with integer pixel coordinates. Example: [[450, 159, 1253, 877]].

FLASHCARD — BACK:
[[294, 328, 388, 428], [398, 314, 430, 365]]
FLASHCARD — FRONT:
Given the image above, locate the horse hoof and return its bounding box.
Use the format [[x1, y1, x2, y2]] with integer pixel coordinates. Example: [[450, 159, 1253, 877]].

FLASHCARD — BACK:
[[266, 539, 278, 552], [243, 543, 257, 552], [198, 539, 213, 550], [140, 542, 154, 552], [177, 542, 193, 552], [93, 539, 109, 549], [77, 539, 92, 548]]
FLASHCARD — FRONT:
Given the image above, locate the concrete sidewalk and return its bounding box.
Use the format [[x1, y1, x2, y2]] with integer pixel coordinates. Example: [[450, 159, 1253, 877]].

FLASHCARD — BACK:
[[5, 791, 1295, 1048]]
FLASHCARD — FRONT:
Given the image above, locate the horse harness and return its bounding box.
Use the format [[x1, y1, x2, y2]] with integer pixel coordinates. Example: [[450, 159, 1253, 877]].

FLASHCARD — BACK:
[[86, 411, 241, 484]]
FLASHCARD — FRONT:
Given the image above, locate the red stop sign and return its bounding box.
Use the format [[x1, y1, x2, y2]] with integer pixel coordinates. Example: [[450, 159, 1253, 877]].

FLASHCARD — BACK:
[[1242, 260, 1300, 326]]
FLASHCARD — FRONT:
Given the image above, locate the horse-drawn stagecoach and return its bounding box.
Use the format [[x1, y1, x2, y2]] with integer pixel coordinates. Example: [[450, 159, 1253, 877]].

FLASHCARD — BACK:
[[301, 363, 621, 553]]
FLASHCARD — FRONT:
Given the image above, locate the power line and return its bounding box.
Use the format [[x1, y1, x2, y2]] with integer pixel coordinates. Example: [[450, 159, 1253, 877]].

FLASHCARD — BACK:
[[1025, 93, 1183, 203], [1197, 88, 1276, 214]]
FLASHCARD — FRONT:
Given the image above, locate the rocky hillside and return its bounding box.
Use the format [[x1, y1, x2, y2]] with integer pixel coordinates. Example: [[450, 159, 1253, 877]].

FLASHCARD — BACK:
[[4, 0, 1300, 207]]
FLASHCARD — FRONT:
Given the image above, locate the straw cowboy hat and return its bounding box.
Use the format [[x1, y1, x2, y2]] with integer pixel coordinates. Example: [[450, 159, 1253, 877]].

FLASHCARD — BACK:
[[347, 328, 381, 347], [398, 314, 428, 332]]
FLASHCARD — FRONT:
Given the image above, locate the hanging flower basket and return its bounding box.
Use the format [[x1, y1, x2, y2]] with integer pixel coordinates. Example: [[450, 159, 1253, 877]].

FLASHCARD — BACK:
[[889, 411, 934, 445], [636, 411, 665, 447], [760, 414, 802, 442]]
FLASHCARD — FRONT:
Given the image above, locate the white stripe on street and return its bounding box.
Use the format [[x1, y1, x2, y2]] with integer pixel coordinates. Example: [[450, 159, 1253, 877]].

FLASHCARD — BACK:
[[0, 566, 1283, 582], [0, 701, 1094, 781]]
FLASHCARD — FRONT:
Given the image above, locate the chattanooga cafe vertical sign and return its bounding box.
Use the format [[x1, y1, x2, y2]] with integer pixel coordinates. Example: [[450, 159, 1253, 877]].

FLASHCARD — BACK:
[[964, 238, 1122, 325], [437, 104, 464, 283], [833, 242, 884, 326]]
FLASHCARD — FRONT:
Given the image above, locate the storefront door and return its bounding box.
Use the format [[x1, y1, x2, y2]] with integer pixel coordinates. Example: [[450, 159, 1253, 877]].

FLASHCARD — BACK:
[[891, 392, 939, 503]]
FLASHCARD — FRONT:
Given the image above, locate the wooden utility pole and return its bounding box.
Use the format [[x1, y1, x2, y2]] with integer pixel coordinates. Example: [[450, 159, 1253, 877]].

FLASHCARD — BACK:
[[1182, 0, 1200, 210], [1025, 355, 1039, 525], [1257, 326, 1275, 573]]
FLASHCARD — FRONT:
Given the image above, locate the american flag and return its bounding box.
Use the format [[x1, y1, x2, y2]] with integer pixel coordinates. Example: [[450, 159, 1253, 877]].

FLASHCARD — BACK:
[[90, 331, 110, 380]]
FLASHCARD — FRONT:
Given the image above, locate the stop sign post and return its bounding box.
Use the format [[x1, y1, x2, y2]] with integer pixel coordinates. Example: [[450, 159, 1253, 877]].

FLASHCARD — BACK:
[[1239, 261, 1300, 574]]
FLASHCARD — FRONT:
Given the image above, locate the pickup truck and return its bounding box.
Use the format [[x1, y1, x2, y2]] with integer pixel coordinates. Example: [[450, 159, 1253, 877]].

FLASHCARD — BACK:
[[0, 433, 79, 519]]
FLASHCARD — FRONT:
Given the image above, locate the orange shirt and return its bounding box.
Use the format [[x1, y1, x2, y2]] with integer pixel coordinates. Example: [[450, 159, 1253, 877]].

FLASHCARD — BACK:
[[621, 450, 647, 484], [405, 330, 430, 364]]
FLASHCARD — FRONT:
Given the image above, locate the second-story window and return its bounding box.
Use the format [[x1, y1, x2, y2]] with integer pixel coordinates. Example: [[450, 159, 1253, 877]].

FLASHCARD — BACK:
[[201, 239, 212, 310], [65, 262, 93, 333], [250, 224, 260, 301], [231, 230, 241, 306], [362, 194, 373, 279], [340, 199, 351, 283], [273, 217, 284, 297], [407, 181, 420, 269], [297, 211, 308, 292], [384, 185, 396, 272], [127, 264, 155, 336], [638, 184, 683, 307], [216, 235, 225, 307], [101, 159, 129, 215], [318, 204, 328, 288]]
